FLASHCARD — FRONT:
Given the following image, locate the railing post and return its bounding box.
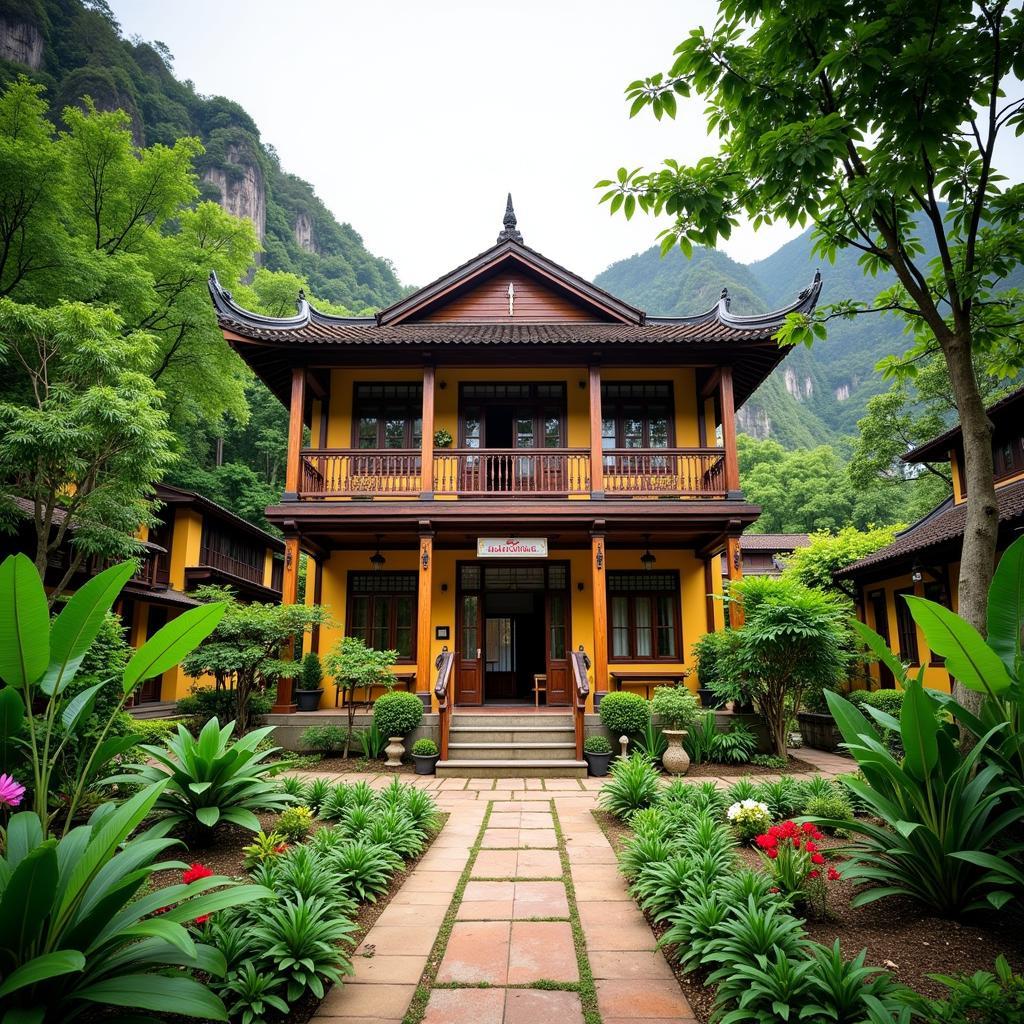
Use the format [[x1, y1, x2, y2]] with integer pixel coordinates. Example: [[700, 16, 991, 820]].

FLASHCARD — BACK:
[[719, 367, 741, 497], [273, 535, 302, 713], [588, 364, 604, 498], [726, 533, 745, 627], [284, 368, 306, 501], [420, 364, 434, 498]]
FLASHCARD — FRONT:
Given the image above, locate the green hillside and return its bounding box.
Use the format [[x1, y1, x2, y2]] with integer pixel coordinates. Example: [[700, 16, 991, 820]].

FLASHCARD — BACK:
[[0, 0, 404, 311]]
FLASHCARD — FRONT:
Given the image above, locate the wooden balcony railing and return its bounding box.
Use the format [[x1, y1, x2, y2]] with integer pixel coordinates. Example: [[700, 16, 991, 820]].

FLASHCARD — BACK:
[[198, 545, 266, 586], [602, 448, 727, 496], [300, 449, 422, 497], [434, 449, 591, 496], [132, 556, 170, 589], [296, 446, 728, 499]]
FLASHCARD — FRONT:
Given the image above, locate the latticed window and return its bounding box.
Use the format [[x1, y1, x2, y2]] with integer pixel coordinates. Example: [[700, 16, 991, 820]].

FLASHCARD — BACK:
[[601, 382, 673, 450], [607, 571, 680, 660], [353, 383, 422, 449], [347, 572, 417, 659], [894, 587, 919, 665]]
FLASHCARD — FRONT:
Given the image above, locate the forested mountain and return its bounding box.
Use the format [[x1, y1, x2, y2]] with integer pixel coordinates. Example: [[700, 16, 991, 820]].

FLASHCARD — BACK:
[[0, 0, 405, 311]]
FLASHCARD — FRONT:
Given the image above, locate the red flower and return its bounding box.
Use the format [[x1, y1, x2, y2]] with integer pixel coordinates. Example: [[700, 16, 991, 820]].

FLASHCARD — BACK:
[[801, 822, 817, 835], [766, 848, 778, 860], [275, 843, 288, 854], [183, 863, 214, 885], [808, 869, 820, 880], [811, 853, 825, 865], [827, 867, 841, 881], [804, 840, 818, 853], [755, 833, 777, 849], [769, 886, 780, 894], [792, 837, 802, 849]]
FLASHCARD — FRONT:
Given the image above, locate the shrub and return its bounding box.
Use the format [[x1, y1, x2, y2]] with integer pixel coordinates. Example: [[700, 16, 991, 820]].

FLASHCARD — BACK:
[[177, 683, 273, 731], [684, 712, 720, 765], [365, 809, 425, 858], [914, 955, 1024, 1021], [278, 804, 314, 841], [825, 682, 1024, 913], [412, 737, 439, 756], [584, 734, 612, 755], [804, 792, 853, 833], [715, 721, 758, 764], [329, 839, 397, 902], [619, 832, 678, 880], [373, 690, 423, 738], [300, 723, 347, 753], [401, 786, 442, 833], [323, 636, 398, 756], [725, 777, 760, 804], [754, 820, 839, 912], [756, 777, 805, 819], [299, 651, 324, 690], [692, 628, 746, 705], [108, 718, 292, 837], [633, 718, 668, 763], [652, 685, 700, 730], [243, 830, 290, 869], [599, 691, 651, 736], [726, 799, 772, 842], [750, 753, 787, 769], [302, 777, 332, 813], [598, 752, 661, 818], [219, 962, 289, 1024], [353, 720, 387, 758]]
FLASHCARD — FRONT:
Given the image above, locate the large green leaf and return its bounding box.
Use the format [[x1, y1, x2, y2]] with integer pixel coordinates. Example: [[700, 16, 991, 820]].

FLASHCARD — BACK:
[[904, 596, 1013, 695], [60, 682, 105, 734], [0, 950, 85, 997], [42, 561, 136, 696], [0, 554, 50, 688], [0, 840, 58, 955], [850, 618, 907, 688], [988, 534, 1024, 678], [75, 972, 228, 1020], [899, 679, 938, 780], [0, 686, 25, 769], [122, 603, 225, 693]]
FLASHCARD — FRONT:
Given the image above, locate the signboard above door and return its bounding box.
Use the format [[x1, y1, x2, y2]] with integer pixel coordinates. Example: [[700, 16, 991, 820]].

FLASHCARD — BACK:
[[477, 538, 548, 558]]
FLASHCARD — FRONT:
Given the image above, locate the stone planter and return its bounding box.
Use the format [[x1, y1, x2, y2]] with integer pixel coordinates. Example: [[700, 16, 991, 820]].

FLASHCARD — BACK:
[[294, 689, 323, 712], [583, 751, 613, 777], [661, 728, 691, 775], [385, 735, 405, 767], [413, 753, 439, 775], [797, 712, 842, 752]]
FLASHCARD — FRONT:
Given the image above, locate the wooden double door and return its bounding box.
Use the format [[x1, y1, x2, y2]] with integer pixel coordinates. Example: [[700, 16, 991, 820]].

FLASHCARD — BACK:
[[455, 561, 571, 706]]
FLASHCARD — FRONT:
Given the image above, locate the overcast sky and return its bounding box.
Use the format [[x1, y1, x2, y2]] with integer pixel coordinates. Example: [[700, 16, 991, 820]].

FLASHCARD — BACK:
[[109, 1, 1023, 294]]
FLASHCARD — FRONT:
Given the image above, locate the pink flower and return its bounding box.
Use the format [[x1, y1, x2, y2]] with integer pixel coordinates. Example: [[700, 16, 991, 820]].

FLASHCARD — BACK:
[[0, 774, 24, 808]]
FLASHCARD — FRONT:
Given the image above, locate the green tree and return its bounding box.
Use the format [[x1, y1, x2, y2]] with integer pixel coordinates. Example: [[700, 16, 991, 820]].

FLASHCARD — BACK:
[[322, 636, 398, 758], [598, 1, 1024, 705], [784, 525, 901, 595], [179, 586, 330, 734], [0, 299, 175, 599]]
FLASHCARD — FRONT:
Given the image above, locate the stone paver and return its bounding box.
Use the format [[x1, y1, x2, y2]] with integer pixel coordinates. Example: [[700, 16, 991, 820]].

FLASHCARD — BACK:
[[308, 748, 850, 1021]]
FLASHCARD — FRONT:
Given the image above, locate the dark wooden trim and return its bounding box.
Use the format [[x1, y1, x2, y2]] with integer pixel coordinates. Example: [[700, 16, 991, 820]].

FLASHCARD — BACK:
[[599, 380, 677, 448], [605, 569, 684, 663], [311, 557, 323, 653], [284, 369, 306, 498], [349, 381, 424, 449], [725, 534, 744, 627], [344, 569, 418, 663], [703, 556, 716, 633], [457, 381, 567, 448]]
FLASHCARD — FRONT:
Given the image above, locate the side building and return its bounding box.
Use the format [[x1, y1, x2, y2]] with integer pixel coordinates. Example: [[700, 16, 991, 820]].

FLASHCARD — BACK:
[[836, 386, 1024, 691]]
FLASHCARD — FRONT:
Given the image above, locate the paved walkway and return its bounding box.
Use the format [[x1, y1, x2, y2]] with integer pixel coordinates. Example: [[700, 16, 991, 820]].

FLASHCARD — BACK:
[[305, 747, 851, 1023]]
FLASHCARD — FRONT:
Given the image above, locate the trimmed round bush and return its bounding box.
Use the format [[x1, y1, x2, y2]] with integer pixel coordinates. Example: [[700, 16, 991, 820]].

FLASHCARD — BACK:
[[651, 686, 700, 730], [599, 692, 651, 737], [412, 738, 438, 756], [373, 691, 424, 738], [584, 734, 612, 754]]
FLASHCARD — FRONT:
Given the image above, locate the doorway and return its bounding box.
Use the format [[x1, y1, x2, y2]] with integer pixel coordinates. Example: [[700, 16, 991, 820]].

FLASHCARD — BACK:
[[867, 589, 895, 689], [455, 561, 570, 706]]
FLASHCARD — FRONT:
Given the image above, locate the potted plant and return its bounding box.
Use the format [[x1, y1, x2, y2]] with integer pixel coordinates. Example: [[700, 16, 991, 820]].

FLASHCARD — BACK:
[[373, 690, 424, 766], [651, 685, 699, 775], [294, 651, 324, 712], [411, 737, 440, 774], [433, 427, 453, 448], [583, 735, 613, 776]]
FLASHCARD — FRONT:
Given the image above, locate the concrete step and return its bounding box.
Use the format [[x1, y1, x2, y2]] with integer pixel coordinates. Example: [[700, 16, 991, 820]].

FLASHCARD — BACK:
[[449, 725, 576, 744], [451, 713, 574, 728], [447, 741, 578, 761], [436, 758, 588, 778]]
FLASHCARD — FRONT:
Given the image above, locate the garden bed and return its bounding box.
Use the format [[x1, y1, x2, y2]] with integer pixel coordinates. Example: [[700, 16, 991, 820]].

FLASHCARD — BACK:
[[294, 756, 416, 775], [680, 754, 817, 777]]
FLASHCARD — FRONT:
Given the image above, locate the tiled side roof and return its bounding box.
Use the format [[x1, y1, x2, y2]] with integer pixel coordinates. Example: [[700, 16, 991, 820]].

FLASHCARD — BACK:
[[903, 385, 1024, 464], [835, 478, 1024, 578], [740, 533, 811, 551]]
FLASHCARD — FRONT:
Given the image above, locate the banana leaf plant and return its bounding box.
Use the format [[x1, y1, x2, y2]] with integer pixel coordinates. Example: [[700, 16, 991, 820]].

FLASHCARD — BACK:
[[0, 553, 225, 831], [0, 780, 272, 1023]]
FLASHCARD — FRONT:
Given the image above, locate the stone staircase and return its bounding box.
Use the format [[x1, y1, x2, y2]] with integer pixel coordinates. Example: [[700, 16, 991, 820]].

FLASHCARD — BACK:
[[436, 710, 587, 778]]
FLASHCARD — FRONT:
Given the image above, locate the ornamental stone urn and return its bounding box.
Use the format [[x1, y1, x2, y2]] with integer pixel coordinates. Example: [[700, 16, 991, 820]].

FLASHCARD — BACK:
[[385, 736, 405, 767], [661, 729, 691, 775]]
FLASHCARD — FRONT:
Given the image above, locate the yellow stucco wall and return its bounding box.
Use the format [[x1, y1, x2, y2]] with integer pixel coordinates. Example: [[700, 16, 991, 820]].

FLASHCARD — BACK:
[[312, 544, 711, 710], [169, 509, 203, 590]]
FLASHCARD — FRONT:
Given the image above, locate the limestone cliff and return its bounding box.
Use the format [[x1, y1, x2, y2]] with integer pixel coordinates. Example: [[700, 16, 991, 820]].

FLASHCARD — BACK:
[[201, 143, 266, 245], [294, 211, 317, 253], [0, 15, 43, 69]]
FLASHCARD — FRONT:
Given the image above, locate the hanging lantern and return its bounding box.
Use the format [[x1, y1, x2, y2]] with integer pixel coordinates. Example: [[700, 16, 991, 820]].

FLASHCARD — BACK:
[[640, 533, 656, 572], [370, 535, 386, 570]]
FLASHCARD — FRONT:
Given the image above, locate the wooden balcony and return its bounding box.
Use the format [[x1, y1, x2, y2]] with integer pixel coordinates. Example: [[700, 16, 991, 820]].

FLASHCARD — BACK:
[[296, 446, 728, 499], [197, 545, 266, 586], [434, 449, 590, 497], [603, 449, 727, 496]]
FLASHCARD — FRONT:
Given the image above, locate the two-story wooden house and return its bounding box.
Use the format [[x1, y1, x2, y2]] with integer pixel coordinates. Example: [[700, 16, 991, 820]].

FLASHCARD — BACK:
[[3, 482, 284, 714], [209, 199, 821, 770], [837, 386, 1024, 691]]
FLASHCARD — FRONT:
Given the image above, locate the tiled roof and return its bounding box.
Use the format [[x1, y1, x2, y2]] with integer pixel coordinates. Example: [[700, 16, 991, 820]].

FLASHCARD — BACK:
[[740, 533, 811, 551], [835, 478, 1024, 577], [903, 385, 1024, 464]]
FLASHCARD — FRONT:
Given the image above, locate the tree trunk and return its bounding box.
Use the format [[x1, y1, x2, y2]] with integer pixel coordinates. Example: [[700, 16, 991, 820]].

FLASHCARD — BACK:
[[943, 333, 999, 718]]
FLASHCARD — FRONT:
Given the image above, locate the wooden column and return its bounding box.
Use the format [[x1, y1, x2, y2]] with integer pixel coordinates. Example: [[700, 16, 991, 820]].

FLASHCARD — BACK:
[[703, 556, 717, 633], [725, 534, 744, 627], [588, 364, 604, 497], [274, 535, 302, 713], [416, 523, 434, 694], [591, 523, 608, 693], [719, 366, 740, 495], [420, 364, 435, 497], [310, 556, 324, 653], [284, 367, 306, 500]]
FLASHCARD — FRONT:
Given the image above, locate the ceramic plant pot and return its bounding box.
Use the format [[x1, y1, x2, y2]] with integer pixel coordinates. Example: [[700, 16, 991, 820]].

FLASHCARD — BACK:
[[385, 736, 405, 767], [661, 729, 691, 775], [413, 753, 439, 775], [583, 751, 613, 777], [294, 688, 323, 712]]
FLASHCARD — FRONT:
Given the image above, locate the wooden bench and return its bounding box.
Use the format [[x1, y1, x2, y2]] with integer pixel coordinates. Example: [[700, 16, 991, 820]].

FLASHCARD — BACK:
[[335, 670, 417, 708], [609, 670, 690, 701], [533, 673, 547, 707]]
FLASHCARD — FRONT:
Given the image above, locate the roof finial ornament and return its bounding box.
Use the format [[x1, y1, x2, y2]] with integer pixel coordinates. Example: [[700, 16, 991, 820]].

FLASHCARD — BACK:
[[720, 286, 731, 311], [297, 287, 306, 313], [497, 192, 523, 244]]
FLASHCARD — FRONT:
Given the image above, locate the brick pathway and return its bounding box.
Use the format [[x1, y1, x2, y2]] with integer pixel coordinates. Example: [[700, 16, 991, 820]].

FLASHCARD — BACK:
[[305, 747, 851, 1023]]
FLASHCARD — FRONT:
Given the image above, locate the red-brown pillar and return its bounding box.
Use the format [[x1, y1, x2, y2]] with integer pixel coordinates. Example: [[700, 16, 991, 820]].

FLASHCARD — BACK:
[[274, 536, 302, 713], [416, 523, 434, 694], [719, 366, 740, 495], [726, 534, 744, 627], [420, 365, 435, 497], [284, 368, 306, 500], [591, 523, 608, 693], [588, 364, 604, 497]]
